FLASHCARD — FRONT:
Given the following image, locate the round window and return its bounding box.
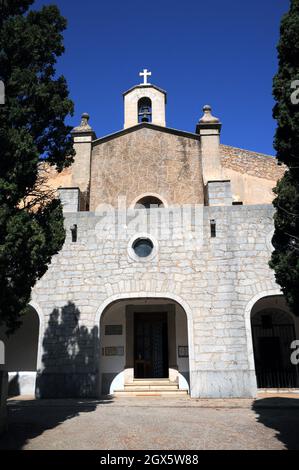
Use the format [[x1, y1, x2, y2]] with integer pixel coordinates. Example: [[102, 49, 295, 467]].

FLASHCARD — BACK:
[[132, 238, 154, 258]]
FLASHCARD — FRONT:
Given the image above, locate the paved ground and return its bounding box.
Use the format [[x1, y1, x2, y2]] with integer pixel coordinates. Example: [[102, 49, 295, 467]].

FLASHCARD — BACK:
[[1, 394, 299, 450]]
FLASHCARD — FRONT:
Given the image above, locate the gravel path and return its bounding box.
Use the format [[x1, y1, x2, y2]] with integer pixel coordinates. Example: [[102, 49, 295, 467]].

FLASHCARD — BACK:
[[1, 395, 299, 450]]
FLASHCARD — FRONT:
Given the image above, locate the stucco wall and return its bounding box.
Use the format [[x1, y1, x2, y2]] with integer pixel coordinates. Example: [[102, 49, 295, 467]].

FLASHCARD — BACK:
[[90, 127, 203, 209], [223, 167, 276, 205]]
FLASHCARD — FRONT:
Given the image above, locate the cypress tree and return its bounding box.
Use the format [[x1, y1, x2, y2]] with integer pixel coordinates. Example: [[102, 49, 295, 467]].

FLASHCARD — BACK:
[[270, 0, 299, 314], [0, 0, 75, 332]]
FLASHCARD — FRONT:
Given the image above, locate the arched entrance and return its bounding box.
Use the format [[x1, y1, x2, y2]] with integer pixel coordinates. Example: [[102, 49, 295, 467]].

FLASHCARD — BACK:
[[98, 297, 191, 396], [0, 304, 41, 396], [250, 295, 299, 388]]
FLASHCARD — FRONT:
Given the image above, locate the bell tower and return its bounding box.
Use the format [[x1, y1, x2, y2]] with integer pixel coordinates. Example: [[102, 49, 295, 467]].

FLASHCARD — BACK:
[[123, 69, 167, 129]]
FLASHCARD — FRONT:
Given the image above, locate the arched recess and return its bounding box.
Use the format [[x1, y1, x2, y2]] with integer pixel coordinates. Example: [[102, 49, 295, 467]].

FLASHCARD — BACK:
[[245, 291, 299, 389], [0, 301, 43, 396], [245, 290, 283, 372], [130, 193, 168, 209], [95, 292, 194, 397], [135, 196, 164, 209]]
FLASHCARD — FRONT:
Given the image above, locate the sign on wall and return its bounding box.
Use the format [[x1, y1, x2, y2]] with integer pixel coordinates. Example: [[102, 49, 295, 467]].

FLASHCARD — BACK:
[[102, 346, 124, 356], [178, 346, 189, 358], [105, 325, 123, 335]]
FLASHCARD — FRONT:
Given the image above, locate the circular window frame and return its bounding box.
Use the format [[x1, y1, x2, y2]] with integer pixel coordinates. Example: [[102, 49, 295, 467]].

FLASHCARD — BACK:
[[127, 233, 158, 262]]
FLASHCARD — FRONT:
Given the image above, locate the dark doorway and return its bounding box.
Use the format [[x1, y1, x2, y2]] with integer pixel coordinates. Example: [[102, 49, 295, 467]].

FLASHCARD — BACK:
[[258, 337, 281, 369], [134, 312, 168, 379], [252, 322, 299, 388]]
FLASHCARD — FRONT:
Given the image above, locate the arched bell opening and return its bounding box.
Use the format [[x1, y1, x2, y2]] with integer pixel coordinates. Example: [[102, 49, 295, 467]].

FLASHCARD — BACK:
[[138, 97, 152, 123]]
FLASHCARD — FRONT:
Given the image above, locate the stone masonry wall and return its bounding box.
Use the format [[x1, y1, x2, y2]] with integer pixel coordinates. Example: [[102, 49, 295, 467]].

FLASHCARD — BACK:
[[220, 144, 285, 181], [31, 203, 279, 398]]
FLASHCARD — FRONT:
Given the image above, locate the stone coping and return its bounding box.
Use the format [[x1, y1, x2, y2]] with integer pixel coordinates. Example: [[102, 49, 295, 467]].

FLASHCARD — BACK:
[[92, 122, 201, 145], [123, 83, 167, 98]]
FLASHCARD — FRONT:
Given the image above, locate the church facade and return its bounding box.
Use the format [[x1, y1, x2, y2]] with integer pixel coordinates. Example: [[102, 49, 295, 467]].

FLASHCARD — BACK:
[[1, 71, 299, 398]]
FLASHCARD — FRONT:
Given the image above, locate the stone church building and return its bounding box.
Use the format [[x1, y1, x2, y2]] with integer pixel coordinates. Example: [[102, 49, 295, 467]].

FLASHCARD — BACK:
[[1, 71, 299, 398]]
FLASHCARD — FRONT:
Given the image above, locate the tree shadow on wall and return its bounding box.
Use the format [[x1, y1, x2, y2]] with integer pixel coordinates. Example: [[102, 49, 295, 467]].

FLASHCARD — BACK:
[[0, 301, 113, 450], [37, 301, 100, 399], [252, 397, 299, 450]]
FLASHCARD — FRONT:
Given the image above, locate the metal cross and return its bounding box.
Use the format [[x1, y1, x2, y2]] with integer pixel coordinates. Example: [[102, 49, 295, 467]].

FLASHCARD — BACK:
[[139, 69, 152, 85]]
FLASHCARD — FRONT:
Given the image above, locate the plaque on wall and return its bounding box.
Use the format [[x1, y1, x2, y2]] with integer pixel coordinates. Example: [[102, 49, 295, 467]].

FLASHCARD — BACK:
[[178, 346, 189, 358], [105, 325, 123, 335], [103, 346, 124, 356]]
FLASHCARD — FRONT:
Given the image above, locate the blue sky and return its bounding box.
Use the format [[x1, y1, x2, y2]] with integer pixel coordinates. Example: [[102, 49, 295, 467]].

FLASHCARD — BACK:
[[34, 0, 289, 155]]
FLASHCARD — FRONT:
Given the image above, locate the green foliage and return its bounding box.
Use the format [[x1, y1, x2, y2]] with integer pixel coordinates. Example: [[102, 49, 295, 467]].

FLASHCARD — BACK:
[[270, 172, 299, 312], [0, 1, 75, 333], [0, 1, 34, 21], [273, 0, 299, 166], [270, 0, 299, 315]]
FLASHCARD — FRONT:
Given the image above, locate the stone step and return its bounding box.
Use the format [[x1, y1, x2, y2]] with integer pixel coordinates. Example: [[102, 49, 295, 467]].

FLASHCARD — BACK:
[[124, 384, 179, 391], [129, 379, 174, 386], [114, 390, 188, 397], [114, 378, 189, 397]]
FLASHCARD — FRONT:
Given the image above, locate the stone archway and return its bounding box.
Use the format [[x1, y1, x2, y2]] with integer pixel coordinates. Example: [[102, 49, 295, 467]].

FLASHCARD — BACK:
[[95, 294, 193, 397], [0, 303, 42, 396], [248, 294, 299, 389]]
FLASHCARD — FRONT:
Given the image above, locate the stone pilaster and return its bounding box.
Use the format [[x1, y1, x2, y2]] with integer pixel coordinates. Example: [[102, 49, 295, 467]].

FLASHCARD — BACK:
[[196, 105, 233, 206], [58, 187, 80, 213], [207, 180, 233, 206], [71, 113, 96, 211]]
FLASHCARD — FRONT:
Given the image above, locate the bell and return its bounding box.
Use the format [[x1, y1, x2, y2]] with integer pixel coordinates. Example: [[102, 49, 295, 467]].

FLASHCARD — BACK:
[[139, 105, 151, 122], [140, 106, 150, 114]]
